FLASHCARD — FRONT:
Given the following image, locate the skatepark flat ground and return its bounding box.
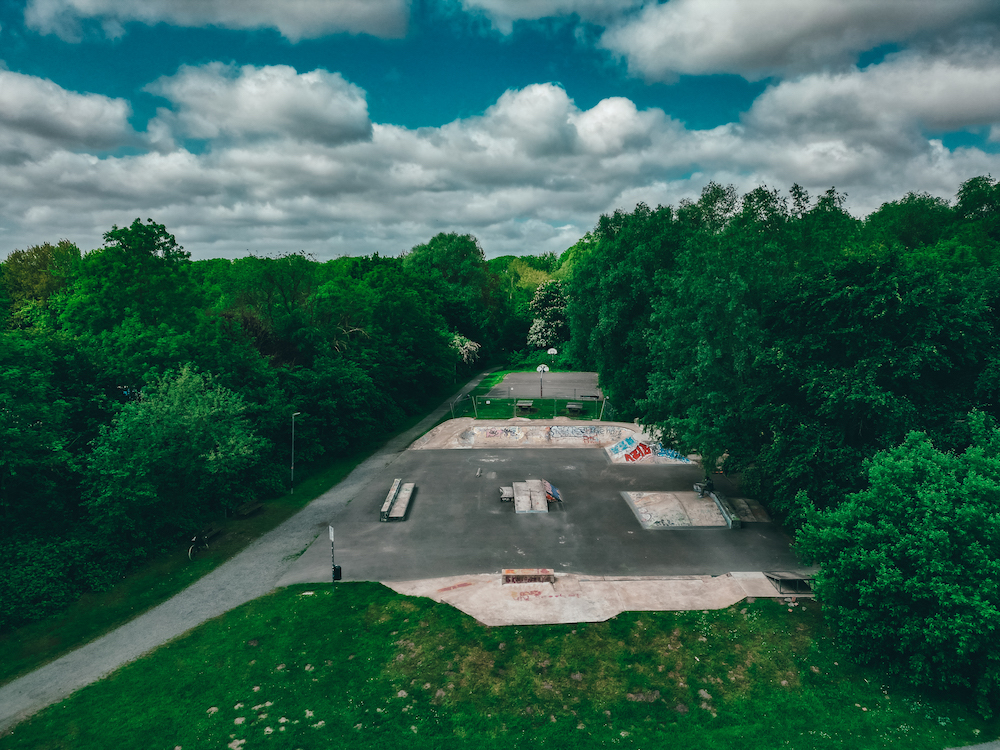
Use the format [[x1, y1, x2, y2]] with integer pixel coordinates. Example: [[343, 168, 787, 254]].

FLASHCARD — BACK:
[[486, 370, 603, 399], [281, 447, 800, 585]]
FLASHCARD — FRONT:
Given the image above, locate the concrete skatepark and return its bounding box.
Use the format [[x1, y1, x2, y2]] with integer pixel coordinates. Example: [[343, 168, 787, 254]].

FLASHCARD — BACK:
[[281, 413, 806, 624]]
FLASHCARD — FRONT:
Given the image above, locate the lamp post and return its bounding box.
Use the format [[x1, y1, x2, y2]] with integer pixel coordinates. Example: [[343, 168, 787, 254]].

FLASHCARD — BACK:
[[291, 411, 301, 493], [536, 364, 549, 398]]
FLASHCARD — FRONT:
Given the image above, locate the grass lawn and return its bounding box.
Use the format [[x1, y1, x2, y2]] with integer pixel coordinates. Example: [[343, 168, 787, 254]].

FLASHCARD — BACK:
[[0, 380, 465, 689], [1, 583, 994, 750]]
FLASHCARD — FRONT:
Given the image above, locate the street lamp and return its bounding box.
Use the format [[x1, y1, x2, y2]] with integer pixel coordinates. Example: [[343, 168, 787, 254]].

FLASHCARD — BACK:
[[291, 411, 302, 493], [536, 364, 549, 397]]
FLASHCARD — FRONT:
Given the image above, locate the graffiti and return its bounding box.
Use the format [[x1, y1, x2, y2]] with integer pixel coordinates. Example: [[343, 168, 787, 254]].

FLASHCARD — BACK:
[[437, 582, 475, 593], [653, 444, 692, 463], [551, 425, 599, 439], [624, 442, 652, 462], [583, 435, 597, 444], [478, 426, 522, 439], [510, 590, 544, 600], [609, 436, 637, 456]]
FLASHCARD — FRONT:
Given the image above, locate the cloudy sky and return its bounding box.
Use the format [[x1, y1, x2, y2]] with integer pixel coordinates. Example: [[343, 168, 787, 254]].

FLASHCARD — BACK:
[[2, 0, 1000, 260]]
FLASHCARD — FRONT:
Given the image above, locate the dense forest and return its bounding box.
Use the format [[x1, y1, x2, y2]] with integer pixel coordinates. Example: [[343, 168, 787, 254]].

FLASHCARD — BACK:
[[3, 175, 999, 712], [0, 227, 539, 630], [564, 176, 1000, 714]]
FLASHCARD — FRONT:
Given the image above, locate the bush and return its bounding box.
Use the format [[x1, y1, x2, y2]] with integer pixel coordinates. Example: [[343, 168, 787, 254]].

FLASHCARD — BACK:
[[0, 535, 126, 630]]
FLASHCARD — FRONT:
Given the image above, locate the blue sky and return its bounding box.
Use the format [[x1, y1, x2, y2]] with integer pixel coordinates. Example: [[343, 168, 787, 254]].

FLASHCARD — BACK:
[[2, 0, 1000, 259]]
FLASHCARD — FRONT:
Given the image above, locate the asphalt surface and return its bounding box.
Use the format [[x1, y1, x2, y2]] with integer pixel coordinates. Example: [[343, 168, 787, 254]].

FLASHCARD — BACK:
[[0, 372, 493, 734], [486, 371, 602, 399], [285, 449, 799, 583]]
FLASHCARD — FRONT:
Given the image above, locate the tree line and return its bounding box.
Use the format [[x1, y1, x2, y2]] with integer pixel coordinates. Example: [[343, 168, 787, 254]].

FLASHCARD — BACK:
[[0, 227, 532, 629], [563, 176, 1000, 714]]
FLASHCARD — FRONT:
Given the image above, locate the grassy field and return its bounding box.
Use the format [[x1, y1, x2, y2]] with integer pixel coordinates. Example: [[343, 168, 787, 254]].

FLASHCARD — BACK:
[[1, 583, 994, 750], [0, 381, 463, 688]]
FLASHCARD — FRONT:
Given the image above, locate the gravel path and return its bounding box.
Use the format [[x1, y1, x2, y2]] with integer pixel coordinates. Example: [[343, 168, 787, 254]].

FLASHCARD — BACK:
[[0, 372, 490, 734]]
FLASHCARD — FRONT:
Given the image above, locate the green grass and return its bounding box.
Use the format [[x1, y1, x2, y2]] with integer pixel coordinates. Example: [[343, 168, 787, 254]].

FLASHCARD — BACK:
[[2, 584, 995, 750], [0, 383, 459, 688]]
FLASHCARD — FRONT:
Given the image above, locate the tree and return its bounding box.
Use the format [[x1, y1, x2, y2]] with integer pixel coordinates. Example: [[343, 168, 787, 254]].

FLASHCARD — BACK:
[[566, 202, 680, 415], [60, 219, 199, 334], [797, 415, 1000, 716], [84, 365, 267, 551], [402, 233, 502, 346], [864, 192, 953, 250], [1, 240, 80, 306], [526, 279, 569, 349]]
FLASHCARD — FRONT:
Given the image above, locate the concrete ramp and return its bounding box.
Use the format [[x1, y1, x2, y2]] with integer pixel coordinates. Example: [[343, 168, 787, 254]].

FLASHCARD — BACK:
[[411, 418, 650, 450], [385, 571, 790, 626]]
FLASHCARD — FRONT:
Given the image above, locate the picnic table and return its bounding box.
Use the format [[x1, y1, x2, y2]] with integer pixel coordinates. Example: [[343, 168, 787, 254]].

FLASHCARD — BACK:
[[515, 400, 534, 411]]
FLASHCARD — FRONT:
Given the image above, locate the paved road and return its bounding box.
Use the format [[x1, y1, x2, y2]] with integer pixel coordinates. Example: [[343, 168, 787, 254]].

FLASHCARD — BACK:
[[281, 449, 798, 584], [0, 372, 492, 734]]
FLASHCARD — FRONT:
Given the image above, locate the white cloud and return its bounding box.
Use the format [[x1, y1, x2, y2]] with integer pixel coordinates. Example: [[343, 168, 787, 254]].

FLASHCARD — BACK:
[[743, 47, 1000, 154], [2, 65, 1000, 261], [146, 64, 372, 147], [24, 0, 410, 42], [0, 69, 134, 163], [600, 0, 1000, 81]]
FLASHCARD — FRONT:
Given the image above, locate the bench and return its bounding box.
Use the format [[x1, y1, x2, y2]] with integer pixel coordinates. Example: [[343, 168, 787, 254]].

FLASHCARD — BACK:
[[515, 400, 534, 412], [566, 402, 583, 414], [380, 478, 402, 522], [387, 482, 415, 521], [233, 500, 263, 518], [502, 568, 555, 584]]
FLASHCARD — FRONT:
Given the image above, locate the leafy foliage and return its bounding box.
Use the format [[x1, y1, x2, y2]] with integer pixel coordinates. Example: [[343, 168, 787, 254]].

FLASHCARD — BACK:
[[797, 416, 1000, 715], [84, 365, 268, 549]]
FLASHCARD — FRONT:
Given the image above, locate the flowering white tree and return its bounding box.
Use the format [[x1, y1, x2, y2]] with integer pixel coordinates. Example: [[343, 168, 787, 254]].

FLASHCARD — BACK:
[[527, 280, 569, 348], [450, 333, 482, 364]]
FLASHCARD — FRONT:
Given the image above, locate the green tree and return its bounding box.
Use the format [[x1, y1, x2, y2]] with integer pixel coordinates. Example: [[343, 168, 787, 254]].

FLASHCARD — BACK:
[[84, 365, 267, 551], [566, 202, 680, 415], [61, 219, 199, 334], [0, 332, 77, 533], [1, 240, 80, 306], [403, 233, 502, 346], [864, 192, 953, 250], [797, 416, 1000, 716]]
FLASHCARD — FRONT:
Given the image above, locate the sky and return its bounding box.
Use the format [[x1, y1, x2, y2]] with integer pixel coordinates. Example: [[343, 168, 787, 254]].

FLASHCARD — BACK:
[[2, 0, 1000, 260]]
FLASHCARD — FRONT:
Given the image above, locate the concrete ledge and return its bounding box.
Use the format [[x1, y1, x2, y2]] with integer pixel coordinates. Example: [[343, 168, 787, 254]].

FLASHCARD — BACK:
[[383, 571, 788, 626]]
